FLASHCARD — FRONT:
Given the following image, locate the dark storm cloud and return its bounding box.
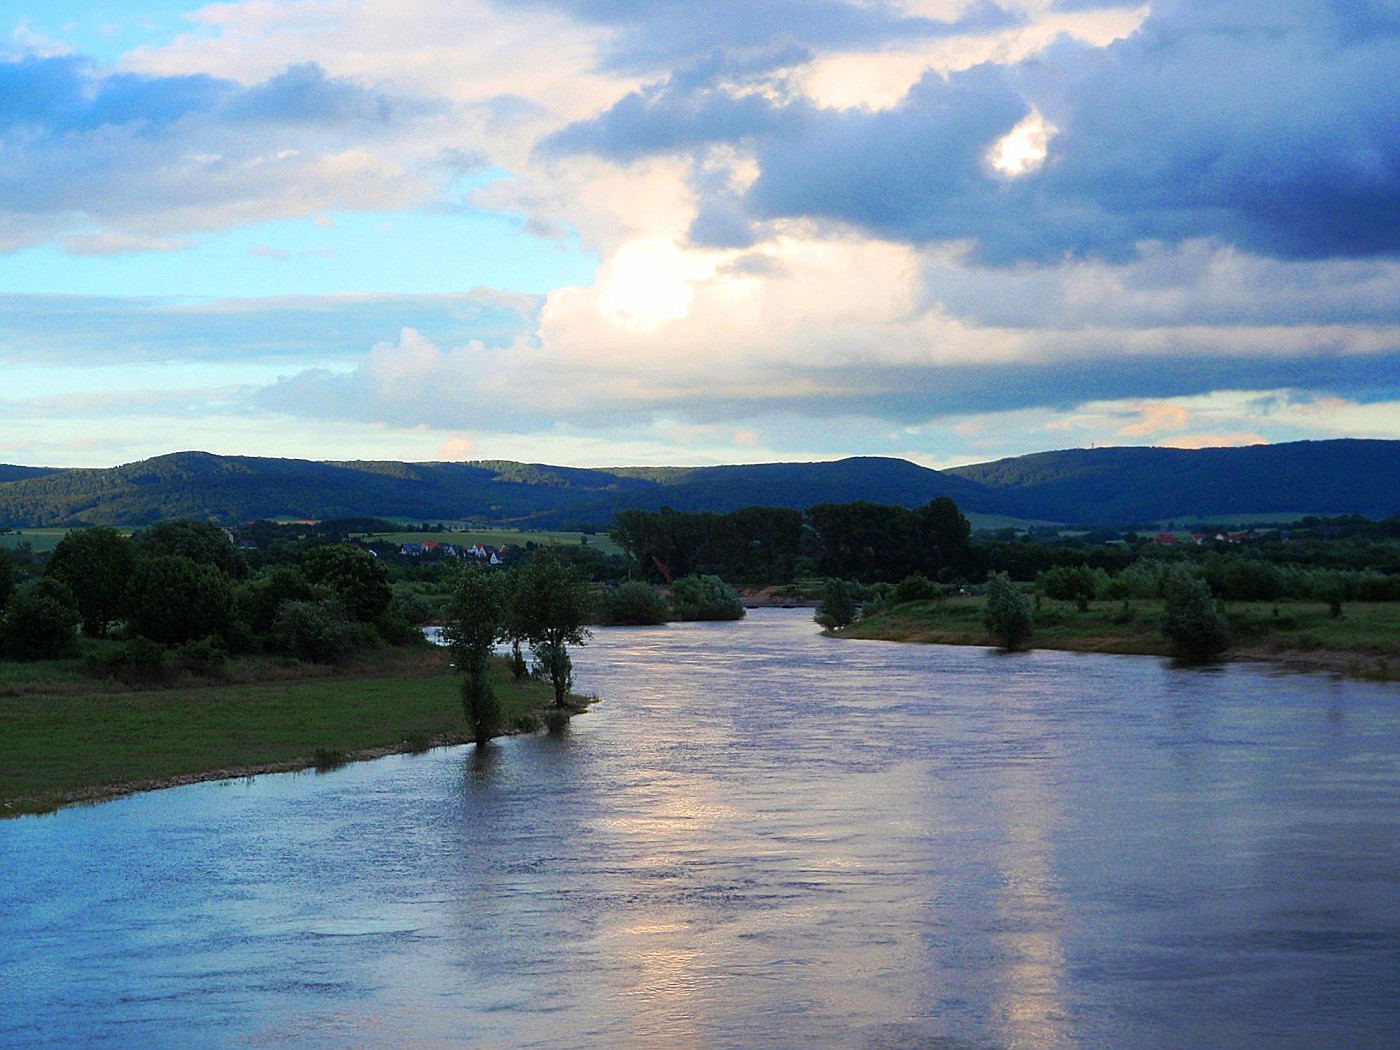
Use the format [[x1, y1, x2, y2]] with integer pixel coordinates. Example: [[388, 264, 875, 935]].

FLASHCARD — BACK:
[[549, 0, 1400, 263], [835, 349, 1400, 423], [529, 0, 1021, 74]]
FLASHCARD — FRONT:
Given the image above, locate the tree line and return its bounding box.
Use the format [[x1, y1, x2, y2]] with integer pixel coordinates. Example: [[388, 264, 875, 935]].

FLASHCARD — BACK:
[[0, 521, 415, 668], [612, 497, 974, 584]]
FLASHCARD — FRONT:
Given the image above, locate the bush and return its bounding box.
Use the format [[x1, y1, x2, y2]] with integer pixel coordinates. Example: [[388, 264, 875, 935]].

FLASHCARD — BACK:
[[596, 581, 669, 625], [508, 640, 529, 680], [235, 567, 317, 637], [170, 636, 229, 676], [1, 578, 81, 660], [1161, 576, 1231, 659], [1037, 564, 1104, 611], [86, 635, 171, 685], [890, 573, 939, 604], [815, 577, 859, 630], [387, 589, 434, 626], [984, 572, 1034, 651], [671, 574, 744, 621], [1220, 558, 1285, 602], [373, 611, 427, 646], [272, 599, 358, 664], [542, 707, 572, 733]]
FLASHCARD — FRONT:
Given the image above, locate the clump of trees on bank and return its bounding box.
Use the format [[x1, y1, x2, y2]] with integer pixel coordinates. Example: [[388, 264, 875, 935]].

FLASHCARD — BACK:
[[0, 521, 411, 673]]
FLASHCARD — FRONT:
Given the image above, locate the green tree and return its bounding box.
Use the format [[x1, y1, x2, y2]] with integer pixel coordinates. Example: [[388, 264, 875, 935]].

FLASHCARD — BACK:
[[0, 578, 81, 660], [670, 574, 744, 621], [134, 519, 246, 578], [45, 527, 136, 637], [915, 496, 973, 579], [1161, 575, 1231, 659], [508, 640, 529, 680], [301, 544, 391, 622], [443, 564, 507, 746], [597, 580, 669, 625], [235, 566, 318, 637], [1220, 558, 1284, 602], [984, 571, 1034, 650], [0, 552, 15, 609], [815, 577, 858, 630], [127, 556, 235, 645], [510, 548, 591, 709], [272, 599, 357, 664], [1037, 564, 1101, 612]]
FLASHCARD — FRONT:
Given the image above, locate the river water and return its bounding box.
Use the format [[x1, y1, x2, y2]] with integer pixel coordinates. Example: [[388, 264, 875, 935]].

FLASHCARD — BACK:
[[2, 609, 1397, 1049]]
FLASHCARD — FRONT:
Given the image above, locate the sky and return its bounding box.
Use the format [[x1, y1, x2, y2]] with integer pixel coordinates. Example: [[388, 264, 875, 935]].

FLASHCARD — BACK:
[[1, 0, 1396, 470]]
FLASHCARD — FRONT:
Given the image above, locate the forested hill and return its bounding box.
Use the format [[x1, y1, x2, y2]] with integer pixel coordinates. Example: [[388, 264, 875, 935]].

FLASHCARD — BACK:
[[0, 452, 1001, 527], [0, 439, 1394, 527], [0, 465, 59, 485], [945, 439, 1400, 522]]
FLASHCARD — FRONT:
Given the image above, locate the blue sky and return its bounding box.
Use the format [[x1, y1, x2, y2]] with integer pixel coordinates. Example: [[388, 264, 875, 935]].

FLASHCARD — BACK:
[[1, 0, 1397, 469]]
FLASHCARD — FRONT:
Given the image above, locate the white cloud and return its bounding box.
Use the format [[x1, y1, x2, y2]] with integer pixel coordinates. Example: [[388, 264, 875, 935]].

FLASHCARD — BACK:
[[1, 0, 1394, 471]]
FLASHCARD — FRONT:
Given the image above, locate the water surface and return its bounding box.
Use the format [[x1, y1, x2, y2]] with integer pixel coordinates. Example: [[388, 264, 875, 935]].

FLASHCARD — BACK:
[[2, 609, 1397, 1048]]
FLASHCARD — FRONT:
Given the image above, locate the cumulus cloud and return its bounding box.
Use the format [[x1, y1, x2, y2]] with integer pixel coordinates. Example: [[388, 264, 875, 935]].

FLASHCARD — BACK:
[[552, 0, 1400, 263], [0, 55, 449, 249], [236, 225, 1399, 441], [3, 0, 1397, 469]]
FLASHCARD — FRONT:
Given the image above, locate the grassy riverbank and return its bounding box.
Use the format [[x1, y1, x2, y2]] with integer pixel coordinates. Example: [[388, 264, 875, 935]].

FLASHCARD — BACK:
[[844, 597, 1400, 680], [0, 646, 574, 818]]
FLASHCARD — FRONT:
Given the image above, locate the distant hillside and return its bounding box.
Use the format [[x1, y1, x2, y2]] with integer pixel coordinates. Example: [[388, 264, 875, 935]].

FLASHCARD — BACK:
[[0, 439, 1394, 528], [0, 452, 656, 527], [0, 451, 987, 527], [581, 457, 1012, 518], [946, 439, 1400, 523], [0, 465, 59, 485]]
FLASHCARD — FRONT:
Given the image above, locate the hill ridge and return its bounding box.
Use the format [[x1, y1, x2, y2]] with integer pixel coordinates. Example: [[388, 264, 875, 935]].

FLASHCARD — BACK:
[[0, 440, 1394, 528]]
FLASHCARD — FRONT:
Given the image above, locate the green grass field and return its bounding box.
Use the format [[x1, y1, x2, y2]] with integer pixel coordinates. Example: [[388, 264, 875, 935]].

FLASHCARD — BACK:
[[0, 528, 103, 553], [362, 529, 624, 557], [0, 646, 573, 817], [846, 597, 1400, 677]]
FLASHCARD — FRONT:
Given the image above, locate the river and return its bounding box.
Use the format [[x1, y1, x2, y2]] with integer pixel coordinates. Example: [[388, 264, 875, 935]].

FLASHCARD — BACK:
[[2, 608, 1397, 1048]]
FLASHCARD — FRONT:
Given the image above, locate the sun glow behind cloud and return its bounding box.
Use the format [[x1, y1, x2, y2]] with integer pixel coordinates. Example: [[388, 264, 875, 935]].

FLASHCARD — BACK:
[[988, 107, 1055, 177], [596, 238, 721, 331]]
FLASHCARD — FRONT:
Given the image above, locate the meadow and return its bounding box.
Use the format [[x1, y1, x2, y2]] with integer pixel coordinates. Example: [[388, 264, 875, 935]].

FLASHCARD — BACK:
[[846, 596, 1400, 679], [355, 527, 623, 557], [0, 646, 567, 817]]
